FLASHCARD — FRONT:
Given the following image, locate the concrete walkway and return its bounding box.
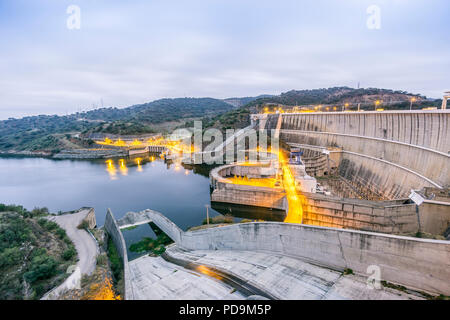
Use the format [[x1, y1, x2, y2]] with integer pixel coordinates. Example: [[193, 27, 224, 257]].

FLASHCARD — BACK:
[[165, 247, 422, 300], [128, 255, 245, 300], [42, 209, 98, 299]]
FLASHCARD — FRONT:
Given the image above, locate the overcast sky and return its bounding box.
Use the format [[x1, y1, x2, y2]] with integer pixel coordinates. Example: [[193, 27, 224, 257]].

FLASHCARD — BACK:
[[0, 0, 449, 119]]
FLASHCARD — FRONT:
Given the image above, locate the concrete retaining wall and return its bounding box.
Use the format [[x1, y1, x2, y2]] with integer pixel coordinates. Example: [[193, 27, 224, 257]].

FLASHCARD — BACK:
[[179, 222, 450, 295], [337, 152, 438, 199], [281, 130, 449, 188], [259, 111, 450, 200], [210, 163, 286, 210], [115, 209, 450, 295], [104, 209, 134, 300], [212, 183, 287, 210], [279, 111, 450, 153], [301, 193, 419, 234]]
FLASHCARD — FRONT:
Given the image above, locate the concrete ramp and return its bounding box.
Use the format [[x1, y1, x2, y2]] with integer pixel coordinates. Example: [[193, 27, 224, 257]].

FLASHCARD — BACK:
[[128, 255, 244, 300], [164, 247, 421, 300], [117, 209, 183, 244]]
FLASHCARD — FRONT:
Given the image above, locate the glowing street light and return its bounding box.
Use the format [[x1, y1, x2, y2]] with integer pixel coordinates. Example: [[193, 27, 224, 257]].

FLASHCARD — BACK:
[[374, 100, 382, 110], [410, 97, 416, 111]]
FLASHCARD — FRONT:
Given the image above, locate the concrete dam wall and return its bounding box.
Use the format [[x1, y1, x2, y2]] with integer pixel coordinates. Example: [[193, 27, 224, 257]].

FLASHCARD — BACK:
[[210, 162, 433, 234], [125, 209, 449, 296], [260, 111, 450, 199], [279, 111, 450, 153], [180, 222, 450, 296]]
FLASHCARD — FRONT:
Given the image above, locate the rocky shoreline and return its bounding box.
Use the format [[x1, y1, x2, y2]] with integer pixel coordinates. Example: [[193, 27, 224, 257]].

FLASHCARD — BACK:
[[53, 149, 128, 159], [0, 148, 128, 160]]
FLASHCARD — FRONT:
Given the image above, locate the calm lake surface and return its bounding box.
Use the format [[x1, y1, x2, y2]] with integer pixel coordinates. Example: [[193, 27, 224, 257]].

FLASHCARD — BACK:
[[0, 155, 284, 259], [0, 155, 226, 258]]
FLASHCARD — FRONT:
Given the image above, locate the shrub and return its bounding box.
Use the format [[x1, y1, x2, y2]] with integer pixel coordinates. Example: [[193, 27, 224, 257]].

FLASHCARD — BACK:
[[30, 207, 49, 217], [24, 252, 58, 283], [0, 247, 23, 268], [43, 221, 58, 231], [107, 238, 123, 282], [202, 214, 234, 225], [77, 220, 89, 230], [96, 254, 108, 267], [55, 228, 66, 239], [62, 247, 76, 261]]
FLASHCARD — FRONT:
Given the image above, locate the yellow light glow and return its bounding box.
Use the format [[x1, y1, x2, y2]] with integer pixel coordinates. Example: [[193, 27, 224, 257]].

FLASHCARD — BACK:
[[135, 158, 143, 172], [119, 159, 128, 176], [131, 139, 142, 146], [105, 159, 117, 180], [278, 151, 304, 224], [228, 176, 279, 188], [196, 265, 223, 281]]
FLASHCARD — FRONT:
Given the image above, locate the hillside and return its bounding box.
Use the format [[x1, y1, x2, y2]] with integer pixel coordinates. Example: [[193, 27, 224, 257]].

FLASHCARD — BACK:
[[0, 88, 441, 153], [204, 87, 441, 131], [0, 205, 77, 300], [246, 87, 433, 107], [0, 98, 236, 152], [223, 95, 273, 108]]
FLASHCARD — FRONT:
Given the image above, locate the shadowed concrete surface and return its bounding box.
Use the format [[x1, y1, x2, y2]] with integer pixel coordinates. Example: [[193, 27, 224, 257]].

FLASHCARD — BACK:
[[164, 247, 421, 300], [128, 255, 245, 300]]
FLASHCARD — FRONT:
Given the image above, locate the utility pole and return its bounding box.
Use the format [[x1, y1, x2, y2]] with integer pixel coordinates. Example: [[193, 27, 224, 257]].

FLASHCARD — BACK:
[[205, 204, 210, 226]]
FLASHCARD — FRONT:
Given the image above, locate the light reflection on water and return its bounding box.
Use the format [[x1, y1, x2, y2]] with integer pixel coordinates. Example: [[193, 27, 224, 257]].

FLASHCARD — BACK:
[[0, 154, 219, 228], [0, 154, 283, 260]]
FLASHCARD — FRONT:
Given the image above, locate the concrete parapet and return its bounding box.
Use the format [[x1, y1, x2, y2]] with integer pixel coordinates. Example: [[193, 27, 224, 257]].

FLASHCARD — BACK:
[[179, 222, 450, 295], [117, 209, 183, 244], [104, 209, 134, 300]]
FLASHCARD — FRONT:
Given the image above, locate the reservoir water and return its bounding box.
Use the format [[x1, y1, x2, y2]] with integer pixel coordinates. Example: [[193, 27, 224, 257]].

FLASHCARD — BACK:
[[0, 155, 284, 259]]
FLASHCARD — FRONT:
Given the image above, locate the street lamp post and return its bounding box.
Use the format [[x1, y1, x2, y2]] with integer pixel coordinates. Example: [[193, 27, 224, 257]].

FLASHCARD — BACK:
[[374, 100, 381, 110], [410, 97, 416, 111], [205, 204, 210, 226]]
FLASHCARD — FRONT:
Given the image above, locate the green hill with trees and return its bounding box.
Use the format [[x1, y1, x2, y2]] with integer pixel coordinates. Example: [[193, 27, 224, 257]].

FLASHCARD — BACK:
[[0, 88, 441, 153]]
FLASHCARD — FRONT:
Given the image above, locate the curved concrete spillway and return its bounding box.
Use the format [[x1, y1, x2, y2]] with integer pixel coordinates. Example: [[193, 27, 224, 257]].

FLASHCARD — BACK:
[[107, 209, 450, 297]]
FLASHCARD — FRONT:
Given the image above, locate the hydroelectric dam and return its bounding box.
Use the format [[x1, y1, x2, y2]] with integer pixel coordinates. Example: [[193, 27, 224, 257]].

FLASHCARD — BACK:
[[103, 109, 449, 300]]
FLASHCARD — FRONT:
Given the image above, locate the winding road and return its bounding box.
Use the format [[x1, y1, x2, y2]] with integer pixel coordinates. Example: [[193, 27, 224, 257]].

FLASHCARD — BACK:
[[42, 209, 98, 299]]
